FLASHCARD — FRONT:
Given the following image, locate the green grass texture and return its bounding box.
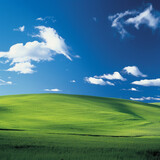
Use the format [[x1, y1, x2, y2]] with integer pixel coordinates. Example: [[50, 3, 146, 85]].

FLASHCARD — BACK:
[[0, 94, 160, 160]]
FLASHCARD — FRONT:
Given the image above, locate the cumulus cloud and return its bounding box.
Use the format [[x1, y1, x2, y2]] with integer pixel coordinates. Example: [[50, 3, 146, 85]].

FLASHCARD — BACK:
[[84, 77, 114, 86], [13, 25, 25, 32], [0, 79, 12, 85], [132, 78, 160, 87], [123, 66, 147, 77], [7, 62, 35, 74], [44, 88, 61, 92], [130, 96, 160, 101], [95, 72, 126, 81], [109, 4, 160, 38], [85, 71, 126, 86], [85, 77, 106, 85], [0, 26, 71, 74]]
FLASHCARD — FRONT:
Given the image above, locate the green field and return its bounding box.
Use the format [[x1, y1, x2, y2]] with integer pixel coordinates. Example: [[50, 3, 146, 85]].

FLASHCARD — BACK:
[[0, 94, 160, 160]]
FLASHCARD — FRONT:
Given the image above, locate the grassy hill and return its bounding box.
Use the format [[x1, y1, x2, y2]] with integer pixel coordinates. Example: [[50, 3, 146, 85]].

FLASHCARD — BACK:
[[152, 103, 160, 106], [0, 93, 160, 136], [0, 94, 160, 160]]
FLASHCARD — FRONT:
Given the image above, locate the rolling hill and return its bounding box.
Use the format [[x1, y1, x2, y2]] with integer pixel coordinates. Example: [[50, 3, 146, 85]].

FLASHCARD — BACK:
[[0, 93, 160, 136], [0, 94, 160, 160]]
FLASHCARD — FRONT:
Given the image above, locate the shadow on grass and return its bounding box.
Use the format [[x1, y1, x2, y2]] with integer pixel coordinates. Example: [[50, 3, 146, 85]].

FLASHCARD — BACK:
[[0, 128, 25, 131]]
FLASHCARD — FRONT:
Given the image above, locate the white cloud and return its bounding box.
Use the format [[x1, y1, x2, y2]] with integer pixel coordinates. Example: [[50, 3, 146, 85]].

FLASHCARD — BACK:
[[14, 25, 25, 32], [85, 77, 106, 85], [36, 17, 44, 21], [130, 97, 144, 101], [44, 88, 61, 92], [85, 77, 114, 86], [122, 87, 138, 91], [85, 71, 126, 86], [70, 80, 76, 83], [109, 4, 160, 38], [36, 16, 56, 23], [126, 5, 159, 29], [129, 88, 138, 91], [130, 96, 160, 101], [0, 60, 9, 64], [74, 55, 81, 58], [105, 81, 115, 86], [132, 78, 160, 87], [35, 26, 72, 60], [0, 79, 12, 85], [0, 41, 51, 63], [95, 72, 126, 81], [0, 26, 71, 74], [123, 66, 147, 77], [7, 62, 35, 74], [108, 10, 137, 38]]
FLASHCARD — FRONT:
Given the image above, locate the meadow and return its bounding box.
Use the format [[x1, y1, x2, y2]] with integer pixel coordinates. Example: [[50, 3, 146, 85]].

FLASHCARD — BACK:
[[0, 94, 160, 160]]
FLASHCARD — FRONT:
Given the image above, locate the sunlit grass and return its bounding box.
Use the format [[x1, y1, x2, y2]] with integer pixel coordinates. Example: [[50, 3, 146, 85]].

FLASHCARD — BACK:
[[0, 94, 160, 159]]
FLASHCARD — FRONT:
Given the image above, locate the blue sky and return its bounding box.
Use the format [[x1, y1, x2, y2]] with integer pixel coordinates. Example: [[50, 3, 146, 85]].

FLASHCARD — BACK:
[[0, 0, 160, 102]]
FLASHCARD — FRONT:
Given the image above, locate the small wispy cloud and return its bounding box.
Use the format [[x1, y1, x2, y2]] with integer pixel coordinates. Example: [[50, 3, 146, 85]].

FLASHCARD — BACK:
[[109, 4, 160, 38], [73, 55, 81, 59], [123, 66, 147, 77], [70, 80, 76, 83], [44, 88, 61, 92], [84, 70, 127, 86], [13, 25, 25, 32], [126, 5, 159, 30], [0, 60, 9, 64], [95, 72, 126, 81], [130, 96, 160, 101], [36, 16, 56, 23], [84, 77, 114, 86], [36, 17, 44, 21], [108, 10, 137, 38], [123, 87, 138, 91], [132, 78, 160, 87], [129, 87, 138, 91], [0, 79, 12, 86]]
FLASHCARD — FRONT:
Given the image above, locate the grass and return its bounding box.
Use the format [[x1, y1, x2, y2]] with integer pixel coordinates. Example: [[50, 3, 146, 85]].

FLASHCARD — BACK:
[[0, 94, 160, 159], [152, 103, 160, 106]]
